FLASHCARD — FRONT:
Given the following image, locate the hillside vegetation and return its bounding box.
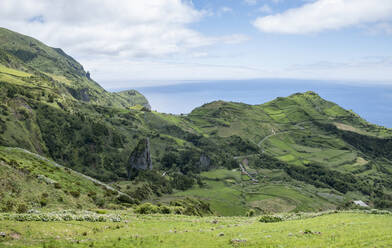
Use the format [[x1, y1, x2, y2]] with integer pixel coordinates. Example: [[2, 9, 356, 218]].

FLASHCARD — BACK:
[[0, 146, 130, 212], [1, 27, 392, 216]]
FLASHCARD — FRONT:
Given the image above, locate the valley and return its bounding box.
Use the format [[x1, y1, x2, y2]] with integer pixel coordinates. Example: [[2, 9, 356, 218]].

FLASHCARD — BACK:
[[1, 27, 392, 247]]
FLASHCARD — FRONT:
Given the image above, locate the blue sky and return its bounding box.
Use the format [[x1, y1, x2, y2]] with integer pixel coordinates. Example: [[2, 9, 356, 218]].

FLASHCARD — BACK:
[[185, 0, 392, 85], [1, 0, 392, 87]]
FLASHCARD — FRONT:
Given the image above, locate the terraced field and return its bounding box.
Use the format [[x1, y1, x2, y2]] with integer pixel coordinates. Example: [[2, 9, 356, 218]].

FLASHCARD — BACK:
[[166, 169, 337, 216]]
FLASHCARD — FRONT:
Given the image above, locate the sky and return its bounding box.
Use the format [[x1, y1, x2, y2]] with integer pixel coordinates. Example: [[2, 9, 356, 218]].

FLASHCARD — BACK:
[[1, 0, 392, 88]]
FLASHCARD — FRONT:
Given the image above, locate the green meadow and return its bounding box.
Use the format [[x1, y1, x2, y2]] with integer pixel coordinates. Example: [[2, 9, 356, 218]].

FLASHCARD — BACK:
[[1, 211, 392, 247]]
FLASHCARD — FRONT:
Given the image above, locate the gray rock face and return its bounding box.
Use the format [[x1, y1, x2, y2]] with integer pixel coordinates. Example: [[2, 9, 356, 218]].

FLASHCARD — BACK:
[[199, 154, 211, 169], [128, 138, 152, 178]]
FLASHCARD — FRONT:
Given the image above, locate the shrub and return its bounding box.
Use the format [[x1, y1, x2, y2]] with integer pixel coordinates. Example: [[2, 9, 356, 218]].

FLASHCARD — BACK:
[[246, 209, 256, 217], [171, 173, 195, 190], [16, 203, 28, 213], [54, 182, 62, 189], [40, 199, 48, 207], [172, 206, 185, 215], [94, 197, 105, 208], [70, 190, 81, 198], [159, 205, 172, 214], [259, 215, 283, 223], [130, 185, 153, 201], [2, 199, 15, 212], [117, 194, 135, 204], [169, 198, 213, 216], [134, 203, 159, 214]]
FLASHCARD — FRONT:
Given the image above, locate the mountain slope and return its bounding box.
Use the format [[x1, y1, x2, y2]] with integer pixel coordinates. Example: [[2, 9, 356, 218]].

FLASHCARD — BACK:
[[0, 27, 149, 108], [1, 27, 392, 215], [0, 146, 132, 211], [173, 92, 392, 213]]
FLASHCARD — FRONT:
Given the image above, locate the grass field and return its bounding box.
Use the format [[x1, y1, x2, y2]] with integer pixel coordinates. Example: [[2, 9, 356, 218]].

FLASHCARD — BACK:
[[167, 169, 338, 216], [0, 211, 391, 247]]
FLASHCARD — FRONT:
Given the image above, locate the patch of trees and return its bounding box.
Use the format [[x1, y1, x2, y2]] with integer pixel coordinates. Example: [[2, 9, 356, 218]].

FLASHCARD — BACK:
[[160, 149, 205, 190], [35, 103, 129, 182], [9, 49, 37, 62], [128, 171, 173, 201], [341, 132, 392, 160], [316, 121, 392, 160], [1, 82, 35, 99], [255, 153, 372, 195], [171, 173, 196, 190], [161, 149, 204, 174]]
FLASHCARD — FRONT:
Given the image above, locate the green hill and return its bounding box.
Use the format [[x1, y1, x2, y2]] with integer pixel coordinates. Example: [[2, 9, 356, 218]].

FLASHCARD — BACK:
[[1, 27, 392, 216], [0, 27, 149, 108], [0, 146, 132, 212]]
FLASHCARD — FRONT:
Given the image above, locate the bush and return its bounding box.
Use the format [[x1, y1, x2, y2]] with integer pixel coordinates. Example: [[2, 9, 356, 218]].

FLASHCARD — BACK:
[[2, 199, 15, 212], [117, 194, 135, 204], [172, 206, 185, 215], [130, 186, 153, 201], [159, 205, 172, 214], [134, 203, 182, 215], [259, 215, 283, 223], [169, 198, 213, 216], [70, 190, 81, 198], [94, 197, 105, 208], [0, 212, 122, 222], [40, 199, 48, 207], [171, 173, 195, 190], [134, 203, 159, 214], [16, 203, 28, 213], [246, 209, 255, 217]]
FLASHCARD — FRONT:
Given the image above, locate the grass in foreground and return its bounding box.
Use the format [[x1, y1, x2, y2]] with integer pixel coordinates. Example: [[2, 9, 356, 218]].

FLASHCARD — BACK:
[[0, 212, 392, 247]]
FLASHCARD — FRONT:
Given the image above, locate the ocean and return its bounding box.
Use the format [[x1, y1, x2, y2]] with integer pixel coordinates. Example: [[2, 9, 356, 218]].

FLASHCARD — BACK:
[[114, 79, 392, 128]]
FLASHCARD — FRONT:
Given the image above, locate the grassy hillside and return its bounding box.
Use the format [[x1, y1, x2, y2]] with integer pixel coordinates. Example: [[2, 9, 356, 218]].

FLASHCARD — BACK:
[[0, 146, 132, 212], [1, 211, 392, 247], [178, 92, 392, 211], [1, 27, 392, 215], [0, 27, 149, 108]]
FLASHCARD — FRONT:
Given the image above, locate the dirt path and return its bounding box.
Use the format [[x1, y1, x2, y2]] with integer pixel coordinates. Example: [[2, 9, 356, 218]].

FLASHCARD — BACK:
[[238, 161, 258, 182], [234, 121, 310, 162], [257, 121, 309, 152]]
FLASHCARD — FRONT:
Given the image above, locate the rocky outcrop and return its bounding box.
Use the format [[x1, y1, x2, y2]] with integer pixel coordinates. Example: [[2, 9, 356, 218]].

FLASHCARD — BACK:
[[115, 90, 151, 110], [127, 138, 152, 178], [199, 154, 211, 169]]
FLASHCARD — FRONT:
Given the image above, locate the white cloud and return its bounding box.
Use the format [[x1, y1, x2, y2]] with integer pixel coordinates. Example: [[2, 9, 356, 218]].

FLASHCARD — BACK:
[[253, 0, 392, 34], [0, 0, 251, 85], [0, 0, 245, 59]]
